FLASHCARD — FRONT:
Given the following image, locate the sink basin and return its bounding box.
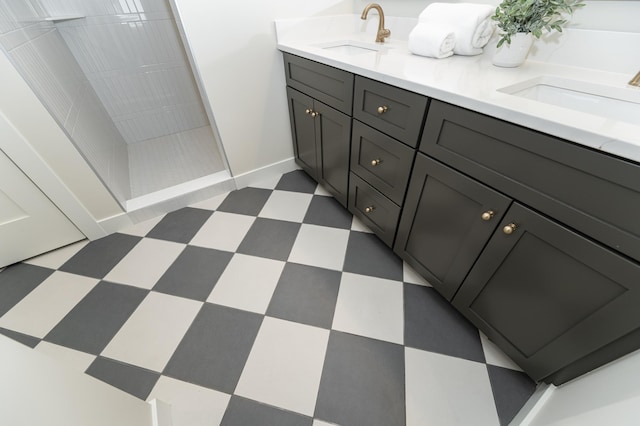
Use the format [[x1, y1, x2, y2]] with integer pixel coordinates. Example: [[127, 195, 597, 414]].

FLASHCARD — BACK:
[[499, 76, 640, 125], [315, 40, 386, 56]]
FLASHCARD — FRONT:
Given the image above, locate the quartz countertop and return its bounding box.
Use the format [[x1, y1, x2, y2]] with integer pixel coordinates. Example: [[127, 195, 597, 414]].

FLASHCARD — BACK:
[[276, 15, 640, 163]]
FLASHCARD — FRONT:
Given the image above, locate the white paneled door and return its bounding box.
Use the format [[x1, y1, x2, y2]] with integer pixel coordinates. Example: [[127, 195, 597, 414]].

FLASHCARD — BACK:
[[0, 149, 84, 268]]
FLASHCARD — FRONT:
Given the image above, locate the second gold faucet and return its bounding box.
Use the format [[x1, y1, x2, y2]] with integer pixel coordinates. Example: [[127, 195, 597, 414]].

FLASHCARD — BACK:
[[361, 3, 390, 43]]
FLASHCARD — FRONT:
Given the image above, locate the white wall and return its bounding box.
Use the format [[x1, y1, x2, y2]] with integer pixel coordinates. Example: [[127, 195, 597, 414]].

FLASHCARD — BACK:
[[526, 349, 640, 425], [352, 0, 640, 33], [172, 0, 353, 177]]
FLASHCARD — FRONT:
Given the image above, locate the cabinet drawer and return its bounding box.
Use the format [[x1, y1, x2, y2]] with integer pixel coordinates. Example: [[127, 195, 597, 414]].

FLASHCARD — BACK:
[[453, 202, 640, 384], [348, 173, 401, 247], [421, 100, 640, 263], [353, 76, 428, 147], [283, 53, 354, 115], [351, 120, 415, 205]]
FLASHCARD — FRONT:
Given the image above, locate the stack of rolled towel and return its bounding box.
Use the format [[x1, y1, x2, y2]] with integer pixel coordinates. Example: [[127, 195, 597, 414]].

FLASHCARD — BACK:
[[408, 3, 496, 59]]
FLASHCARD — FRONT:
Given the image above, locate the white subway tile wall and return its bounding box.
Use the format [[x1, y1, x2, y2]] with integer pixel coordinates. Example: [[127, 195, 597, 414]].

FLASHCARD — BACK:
[[0, 0, 224, 203]]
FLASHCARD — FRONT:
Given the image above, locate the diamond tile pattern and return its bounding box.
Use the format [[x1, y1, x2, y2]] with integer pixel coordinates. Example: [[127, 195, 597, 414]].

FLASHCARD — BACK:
[[0, 170, 536, 425]]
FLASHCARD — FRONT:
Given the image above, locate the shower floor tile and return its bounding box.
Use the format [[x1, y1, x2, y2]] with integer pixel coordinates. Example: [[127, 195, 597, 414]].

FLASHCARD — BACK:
[[128, 125, 226, 198], [0, 169, 538, 425]]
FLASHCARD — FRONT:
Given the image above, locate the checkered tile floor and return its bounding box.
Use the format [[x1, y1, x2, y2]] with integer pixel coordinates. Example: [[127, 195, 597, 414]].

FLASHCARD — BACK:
[[0, 170, 536, 425]]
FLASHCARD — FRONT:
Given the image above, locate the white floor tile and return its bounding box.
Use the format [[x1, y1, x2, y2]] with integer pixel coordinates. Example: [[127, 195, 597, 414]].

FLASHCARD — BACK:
[[24, 240, 88, 269], [403, 261, 432, 287], [314, 184, 332, 197], [249, 174, 283, 190], [104, 238, 185, 289], [190, 192, 228, 211], [189, 211, 255, 252], [235, 317, 330, 416], [332, 272, 404, 345], [118, 216, 164, 237], [101, 292, 202, 372], [351, 216, 373, 233], [147, 376, 231, 426], [35, 341, 96, 373], [405, 348, 499, 426], [0, 271, 98, 338], [480, 332, 523, 371], [207, 254, 285, 314], [258, 190, 313, 223], [288, 224, 350, 271]]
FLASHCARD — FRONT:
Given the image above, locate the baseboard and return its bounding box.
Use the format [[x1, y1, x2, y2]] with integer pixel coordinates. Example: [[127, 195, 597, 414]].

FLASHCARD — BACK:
[[510, 383, 555, 425], [94, 159, 298, 239], [233, 157, 298, 190], [148, 399, 173, 426]]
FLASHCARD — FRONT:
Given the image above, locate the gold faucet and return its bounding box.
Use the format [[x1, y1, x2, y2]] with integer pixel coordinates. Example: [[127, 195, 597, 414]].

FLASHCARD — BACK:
[[629, 71, 640, 87], [361, 3, 390, 43]]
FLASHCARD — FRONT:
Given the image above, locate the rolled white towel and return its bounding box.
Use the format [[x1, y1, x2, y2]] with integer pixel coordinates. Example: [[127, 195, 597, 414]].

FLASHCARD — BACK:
[[408, 22, 456, 59], [418, 3, 495, 56]]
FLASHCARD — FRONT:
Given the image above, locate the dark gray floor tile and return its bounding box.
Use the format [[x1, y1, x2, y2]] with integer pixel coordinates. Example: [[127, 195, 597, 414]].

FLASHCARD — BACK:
[[275, 170, 317, 194], [487, 365, 537, 426], [237, 218, 300, 261], [404, 284, 485, 363], [315, 331, 405, 426], [0, 327, 40, 348], [343, 231, 403, 281], [0, 263, 53, 316], [86, 357, 160, 400], [146, 207, 212, 243], [163, 303, 263, 393], [153, 246, 233, 301], [302, 195, 353, 229], [216, 187, 272, 216], [44, 281, 148, 354], [59, 233, 141, 279], [267, 263, 341, 329], [221, 396, 312, 426]]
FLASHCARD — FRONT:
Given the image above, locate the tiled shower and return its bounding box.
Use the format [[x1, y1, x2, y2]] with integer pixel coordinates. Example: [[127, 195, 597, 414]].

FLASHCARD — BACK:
[[0, 0, 227, 206]]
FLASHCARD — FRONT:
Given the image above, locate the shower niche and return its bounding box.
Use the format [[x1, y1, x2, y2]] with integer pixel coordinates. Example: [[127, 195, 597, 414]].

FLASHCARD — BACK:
[[0, 0, 229, 210]]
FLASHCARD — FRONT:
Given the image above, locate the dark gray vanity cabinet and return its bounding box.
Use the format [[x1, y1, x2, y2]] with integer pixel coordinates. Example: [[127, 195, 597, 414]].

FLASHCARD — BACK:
[[281, 51, 640, 386], [394, 154, 511, 300], [453, 202, 640, 384], [348, 77, 427, 246], [284, 53, 354, 207]]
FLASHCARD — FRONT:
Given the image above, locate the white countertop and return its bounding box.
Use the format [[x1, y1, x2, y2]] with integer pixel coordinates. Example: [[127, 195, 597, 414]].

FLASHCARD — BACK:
[[276, 15, 640, 163]]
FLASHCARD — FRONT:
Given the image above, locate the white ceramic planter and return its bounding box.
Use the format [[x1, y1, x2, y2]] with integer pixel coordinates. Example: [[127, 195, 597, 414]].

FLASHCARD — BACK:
[[492, 33, 534, 67]]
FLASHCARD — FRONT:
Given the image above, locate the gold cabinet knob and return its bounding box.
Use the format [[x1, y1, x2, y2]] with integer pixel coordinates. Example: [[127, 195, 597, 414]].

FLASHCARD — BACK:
[[371, 159, 381, 166], [305, 108, 312, 115], [481, 210, 495, 221], [310, 111, 319, 118], [364, 206, 375, 213], [503, 223, 518, 235], [377, 105, 388, 114]]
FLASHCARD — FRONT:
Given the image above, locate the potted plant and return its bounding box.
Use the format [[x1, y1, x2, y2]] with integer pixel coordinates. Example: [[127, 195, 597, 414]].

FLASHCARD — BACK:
[[491, 0, 585, 67]]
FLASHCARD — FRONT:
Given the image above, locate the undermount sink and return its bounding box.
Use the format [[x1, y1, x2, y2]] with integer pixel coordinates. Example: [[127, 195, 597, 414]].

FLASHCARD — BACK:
[[315, 40, 387, 56], [499, 76, 640, 125]]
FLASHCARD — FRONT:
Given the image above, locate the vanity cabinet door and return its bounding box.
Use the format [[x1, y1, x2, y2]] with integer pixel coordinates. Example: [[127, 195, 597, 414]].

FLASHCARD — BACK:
[[286, 87, 351, 207], [287, 87, 318, 180], [452, 202, 640, 384], [394, 154, 511, 300], [314, 100, 352, 207]]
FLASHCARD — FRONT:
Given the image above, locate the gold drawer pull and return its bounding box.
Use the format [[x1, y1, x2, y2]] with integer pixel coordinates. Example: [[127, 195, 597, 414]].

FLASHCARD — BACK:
[[481, 210, 495, 221], [377, 105, 388, 114], [364, 206, 375, 213], [503, 223, 518, 235], [371, 159, 381, 166], [305, 108, 312, 115]]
